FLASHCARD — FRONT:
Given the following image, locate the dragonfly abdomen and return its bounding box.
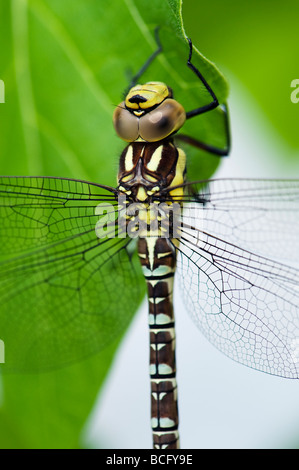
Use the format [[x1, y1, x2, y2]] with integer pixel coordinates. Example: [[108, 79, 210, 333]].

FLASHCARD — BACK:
[[138, 237, 179, 449]]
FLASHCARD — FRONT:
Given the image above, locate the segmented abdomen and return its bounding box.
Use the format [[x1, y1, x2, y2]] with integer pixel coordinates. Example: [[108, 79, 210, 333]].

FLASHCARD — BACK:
[[138, 237, 179, 449]]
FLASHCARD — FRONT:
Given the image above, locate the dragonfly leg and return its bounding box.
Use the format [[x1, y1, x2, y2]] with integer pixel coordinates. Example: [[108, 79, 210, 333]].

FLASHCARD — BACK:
[[185, 38, 219, 118], [176, 104, 231, 156], [178, 39, 231, 156]]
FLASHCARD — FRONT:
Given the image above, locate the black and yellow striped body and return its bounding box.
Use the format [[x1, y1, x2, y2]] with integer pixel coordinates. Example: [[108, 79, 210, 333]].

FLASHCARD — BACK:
[[138, 237, 179, 449], [117, 138, 186, 449]]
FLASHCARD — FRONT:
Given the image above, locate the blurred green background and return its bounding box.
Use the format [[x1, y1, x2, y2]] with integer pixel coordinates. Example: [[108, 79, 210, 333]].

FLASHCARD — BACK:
[[0, 0, 298, 449], [184, 0, 299, 155]]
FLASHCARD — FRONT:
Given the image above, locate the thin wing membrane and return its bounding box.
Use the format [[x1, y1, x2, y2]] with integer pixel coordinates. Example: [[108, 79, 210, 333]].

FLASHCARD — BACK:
[[179, 178, 299, 261], [0, 176, 144, 371], [175, 179, 299, 378]]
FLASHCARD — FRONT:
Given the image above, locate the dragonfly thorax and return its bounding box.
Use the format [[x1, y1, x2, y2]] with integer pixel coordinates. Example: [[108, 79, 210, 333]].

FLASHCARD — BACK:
[[113, 81, 186, 143], [117, 141, 186, 203]]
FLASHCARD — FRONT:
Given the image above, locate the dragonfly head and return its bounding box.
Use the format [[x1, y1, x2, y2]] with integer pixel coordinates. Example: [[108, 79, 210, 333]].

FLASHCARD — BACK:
[[113, 81, 186, 143], [125, 82, 171, 112]]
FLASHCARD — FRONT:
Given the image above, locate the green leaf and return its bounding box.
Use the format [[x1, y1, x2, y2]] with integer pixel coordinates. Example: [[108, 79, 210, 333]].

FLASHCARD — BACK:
[[0, 0, 228, 448], [0, 345, 122, 448], [182, 0, 299, 157]]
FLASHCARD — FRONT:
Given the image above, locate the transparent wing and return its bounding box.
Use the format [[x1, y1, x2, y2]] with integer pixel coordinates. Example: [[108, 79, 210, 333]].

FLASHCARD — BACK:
[[179, 178, 299, 262], [0, 176, 144, 371], [174, 179, 299, 378]]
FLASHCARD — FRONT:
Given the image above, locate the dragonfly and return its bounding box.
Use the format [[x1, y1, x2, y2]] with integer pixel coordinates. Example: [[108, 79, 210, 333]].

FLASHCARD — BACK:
[[0, 30, 299, 450]]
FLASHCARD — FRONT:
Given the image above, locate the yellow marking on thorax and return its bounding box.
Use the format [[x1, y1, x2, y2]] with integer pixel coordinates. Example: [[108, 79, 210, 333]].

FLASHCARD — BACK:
[[118, 185, 131, 195], [121, 174, 132, 183], [136, 186, 148, 201], [145, 175, 159, 184], [157, 251, 173, 258], [147, 145, 163, 172], [168, 147, 186, 200], [124, 145, 134, 171]]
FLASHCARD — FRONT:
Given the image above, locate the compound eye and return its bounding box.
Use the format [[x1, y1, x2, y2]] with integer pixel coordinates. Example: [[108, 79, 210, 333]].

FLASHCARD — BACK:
[[113, 103, 139, 142], [139, 99, 186, 142]]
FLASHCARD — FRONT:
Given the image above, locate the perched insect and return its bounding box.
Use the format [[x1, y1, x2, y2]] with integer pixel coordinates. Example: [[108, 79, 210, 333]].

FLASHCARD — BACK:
[[0, 30, 298, 450]]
